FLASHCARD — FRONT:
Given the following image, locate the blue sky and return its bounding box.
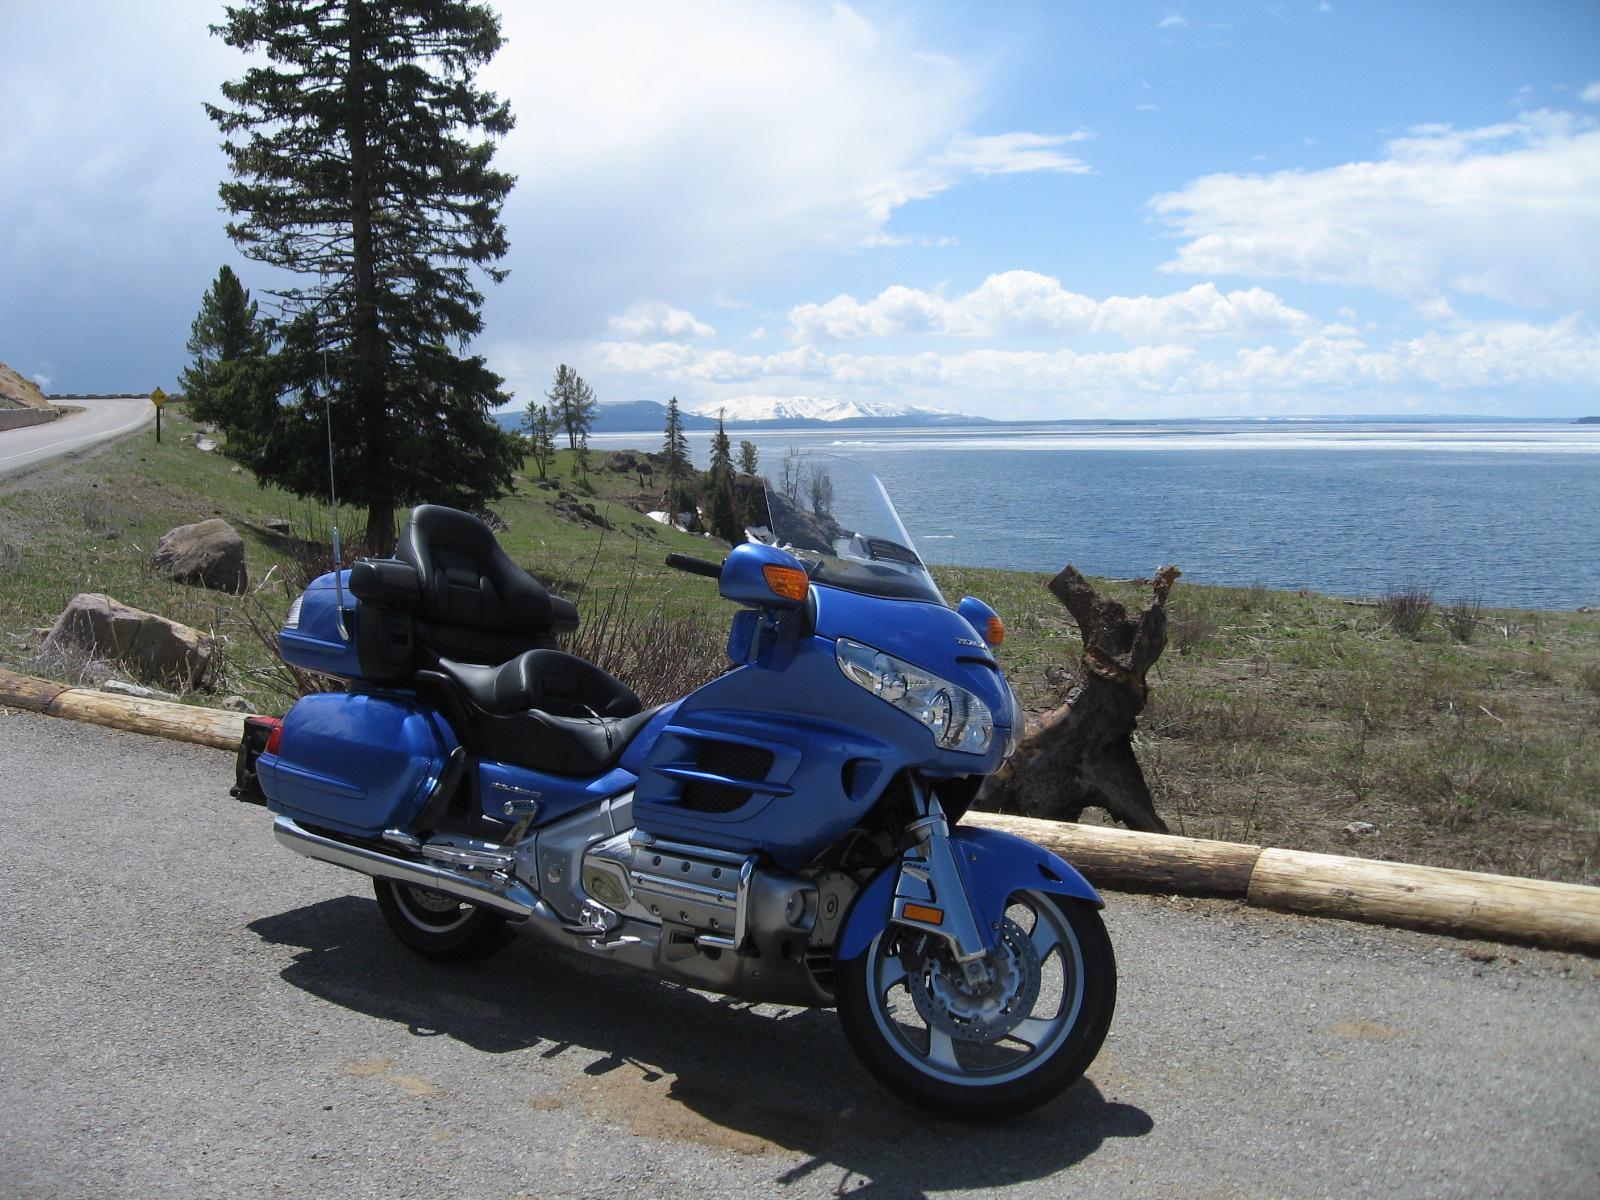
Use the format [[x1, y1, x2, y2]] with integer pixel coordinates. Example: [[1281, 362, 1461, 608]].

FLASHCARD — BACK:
[[2, 1, 1597, 419]]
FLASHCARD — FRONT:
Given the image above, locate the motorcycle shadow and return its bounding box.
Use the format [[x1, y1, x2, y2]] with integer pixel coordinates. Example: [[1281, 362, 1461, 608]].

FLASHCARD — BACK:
[[251, 895, 1152, 1193]]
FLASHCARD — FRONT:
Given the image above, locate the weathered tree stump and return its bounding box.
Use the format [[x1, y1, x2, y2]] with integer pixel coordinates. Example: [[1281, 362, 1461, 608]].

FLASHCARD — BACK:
[[981, 564, 1179, 834]]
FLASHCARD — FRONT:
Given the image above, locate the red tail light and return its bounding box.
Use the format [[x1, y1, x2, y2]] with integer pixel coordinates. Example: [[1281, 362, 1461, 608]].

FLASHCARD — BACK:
[[263, 719, 284, 756]]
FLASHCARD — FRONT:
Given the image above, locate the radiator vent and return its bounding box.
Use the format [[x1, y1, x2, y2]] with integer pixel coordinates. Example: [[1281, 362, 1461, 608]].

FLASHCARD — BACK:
[[680, 741, 775, 813]]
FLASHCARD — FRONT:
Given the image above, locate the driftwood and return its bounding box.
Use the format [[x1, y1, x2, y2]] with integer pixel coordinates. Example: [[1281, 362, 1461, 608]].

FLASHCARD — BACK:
[[981, 564, 1179, 833]]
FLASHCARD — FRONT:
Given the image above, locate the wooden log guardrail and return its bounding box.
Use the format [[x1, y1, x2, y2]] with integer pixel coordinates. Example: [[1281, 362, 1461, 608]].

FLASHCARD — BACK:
[[4, 666, 1598, 954]]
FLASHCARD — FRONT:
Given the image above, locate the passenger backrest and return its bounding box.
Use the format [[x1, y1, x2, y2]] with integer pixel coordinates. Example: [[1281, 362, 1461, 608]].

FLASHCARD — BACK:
[[399, 504, 558, 635], [350, 505, 579, 670]]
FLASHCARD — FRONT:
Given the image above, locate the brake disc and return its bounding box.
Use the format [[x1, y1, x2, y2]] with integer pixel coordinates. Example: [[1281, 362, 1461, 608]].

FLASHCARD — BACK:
[[909, 916, 1041, 1043]]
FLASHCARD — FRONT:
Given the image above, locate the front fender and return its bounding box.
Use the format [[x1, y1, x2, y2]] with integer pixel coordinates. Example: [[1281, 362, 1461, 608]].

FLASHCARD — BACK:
[[835, 824, 1103, 961]]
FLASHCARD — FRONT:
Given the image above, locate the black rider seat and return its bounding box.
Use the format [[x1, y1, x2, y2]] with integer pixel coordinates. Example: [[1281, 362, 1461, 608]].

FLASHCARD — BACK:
[[433, 649, 663, 777]]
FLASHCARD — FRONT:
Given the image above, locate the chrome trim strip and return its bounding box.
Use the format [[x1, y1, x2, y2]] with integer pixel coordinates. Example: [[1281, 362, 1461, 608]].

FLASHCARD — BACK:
[[273, 816, 541, 920]]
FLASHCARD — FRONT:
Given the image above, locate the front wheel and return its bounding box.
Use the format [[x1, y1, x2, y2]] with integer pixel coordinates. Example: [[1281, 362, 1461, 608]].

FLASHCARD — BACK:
[[373, 878, 513, 962], [836, 891, 1115, 1119]]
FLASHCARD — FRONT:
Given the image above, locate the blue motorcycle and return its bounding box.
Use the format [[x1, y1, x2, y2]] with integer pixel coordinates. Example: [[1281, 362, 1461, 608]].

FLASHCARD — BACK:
[[240, 454, 1115, 1117]]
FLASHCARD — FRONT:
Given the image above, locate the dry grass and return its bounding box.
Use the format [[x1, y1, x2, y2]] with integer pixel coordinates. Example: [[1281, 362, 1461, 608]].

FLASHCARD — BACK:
[[1380, 583, 1435, 637]]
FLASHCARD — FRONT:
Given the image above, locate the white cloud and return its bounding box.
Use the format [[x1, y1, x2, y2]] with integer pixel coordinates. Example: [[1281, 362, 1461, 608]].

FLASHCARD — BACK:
[[1582, 81, 1600, 104], [787, 272, 1315, 342], [483, 0, 1090, 328], [606, 303, 716, 340], [928, 131, 1092, 176], [1158, 14, 1189, 31], [1150, 110, 1600, 309], [592, 315, 1600, 411]]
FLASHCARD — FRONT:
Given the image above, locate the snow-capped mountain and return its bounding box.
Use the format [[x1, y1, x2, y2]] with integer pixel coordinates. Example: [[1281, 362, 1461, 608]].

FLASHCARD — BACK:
[[686, 396, 969, 424]]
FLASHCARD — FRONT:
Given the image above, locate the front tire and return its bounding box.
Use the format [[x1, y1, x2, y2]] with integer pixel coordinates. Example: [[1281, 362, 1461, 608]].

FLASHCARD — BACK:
[[836, 891, 1115, 1119], [373, 878, 513, 962]]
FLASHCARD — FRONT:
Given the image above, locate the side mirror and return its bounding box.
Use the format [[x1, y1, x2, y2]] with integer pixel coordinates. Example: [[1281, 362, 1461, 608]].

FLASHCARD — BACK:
[[719, 543, 810, 609], [956, 596, 1006, 647]]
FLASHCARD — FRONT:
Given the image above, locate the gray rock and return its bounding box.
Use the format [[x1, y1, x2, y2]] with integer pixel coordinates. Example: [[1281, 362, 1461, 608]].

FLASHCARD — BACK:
[[153, 518, 248, 593], [219, 695, 252, 713], [195, 436, 218, 452], [45, 594, 213, 689], [1343, 820, 1380, 838], [263, 518, 293, 536]]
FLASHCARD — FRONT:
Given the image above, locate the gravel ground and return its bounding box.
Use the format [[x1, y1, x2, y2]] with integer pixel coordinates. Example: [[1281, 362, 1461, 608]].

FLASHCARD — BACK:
[[1, 708, 1596, 1200]]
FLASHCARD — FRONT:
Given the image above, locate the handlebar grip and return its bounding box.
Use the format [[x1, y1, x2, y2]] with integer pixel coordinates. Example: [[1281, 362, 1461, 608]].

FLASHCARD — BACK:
[[665, 553, 724, 579]]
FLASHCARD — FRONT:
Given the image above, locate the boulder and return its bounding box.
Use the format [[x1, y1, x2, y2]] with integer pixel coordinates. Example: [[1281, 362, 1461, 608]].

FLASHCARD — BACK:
[[45, 594, 213, 689], [153, 518, 248, 593]]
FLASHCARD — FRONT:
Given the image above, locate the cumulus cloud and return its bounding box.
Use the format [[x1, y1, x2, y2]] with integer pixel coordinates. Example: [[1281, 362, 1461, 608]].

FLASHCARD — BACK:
[[484, 0, 1091, 332], [787, 272, 1315, 342], [1582, 81, 1600, 104], [606, 303, 716, 340], [1150, 110, 1600, 309], [594, 315, 1600, 407]]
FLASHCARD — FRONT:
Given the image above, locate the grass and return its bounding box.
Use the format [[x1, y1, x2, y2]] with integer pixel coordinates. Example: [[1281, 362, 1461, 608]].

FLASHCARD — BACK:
[[3, 408, 1598, 885]]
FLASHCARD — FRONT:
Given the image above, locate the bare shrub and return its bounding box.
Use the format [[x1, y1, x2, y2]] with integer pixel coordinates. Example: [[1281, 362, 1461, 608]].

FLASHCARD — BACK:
[[563, 585, 725, 707], [1380, 583, 1434, 637], [1169, 606, 1218, 655], [1582, 661, 1600, 700], [1442, 596, 1482, 643], [229, 594, 345, 705]]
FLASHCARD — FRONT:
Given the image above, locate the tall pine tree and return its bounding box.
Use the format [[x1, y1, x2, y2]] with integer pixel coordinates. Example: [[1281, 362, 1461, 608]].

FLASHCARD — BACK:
[[524, 401, 556, 480], [706, 411, 742, 543], [180, 265, 268, 427], [545, 364, 598, 451], [661, 395, 692, 519], [205, 0, 522, 552]]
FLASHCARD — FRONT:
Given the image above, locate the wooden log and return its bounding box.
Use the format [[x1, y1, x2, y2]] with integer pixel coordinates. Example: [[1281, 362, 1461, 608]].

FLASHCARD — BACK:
[[965, 810, 1263, 898], [46, 688, 245, 752], [1247, 847, 1600, 954], [0, 668, 72, 712]]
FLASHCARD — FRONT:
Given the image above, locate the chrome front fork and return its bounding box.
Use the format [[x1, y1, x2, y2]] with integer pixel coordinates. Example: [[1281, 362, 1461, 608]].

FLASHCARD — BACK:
[[890, 782, 995, 978]]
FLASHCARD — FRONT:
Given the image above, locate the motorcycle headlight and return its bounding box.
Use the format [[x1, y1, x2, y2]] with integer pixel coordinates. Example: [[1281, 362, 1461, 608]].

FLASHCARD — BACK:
[[835, 638, 993, 754]]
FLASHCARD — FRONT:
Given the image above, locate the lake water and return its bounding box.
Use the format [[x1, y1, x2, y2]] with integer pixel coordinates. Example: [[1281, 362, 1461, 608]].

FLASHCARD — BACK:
[[589, 421, 1600, 610]]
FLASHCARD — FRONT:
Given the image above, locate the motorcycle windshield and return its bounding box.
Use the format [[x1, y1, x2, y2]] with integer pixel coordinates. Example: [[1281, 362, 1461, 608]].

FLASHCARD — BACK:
[[752, 454, 945, 604]]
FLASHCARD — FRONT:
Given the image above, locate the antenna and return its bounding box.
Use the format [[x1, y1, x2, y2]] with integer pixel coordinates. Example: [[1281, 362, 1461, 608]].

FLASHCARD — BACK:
[[321, 342, 349, 639]]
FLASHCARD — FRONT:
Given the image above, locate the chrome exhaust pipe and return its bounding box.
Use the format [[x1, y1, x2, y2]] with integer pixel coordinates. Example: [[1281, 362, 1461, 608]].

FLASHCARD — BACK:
[[273, 816, 548, 921]]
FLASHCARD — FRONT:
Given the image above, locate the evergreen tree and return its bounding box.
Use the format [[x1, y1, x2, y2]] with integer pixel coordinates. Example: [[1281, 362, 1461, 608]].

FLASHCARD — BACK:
[[573, 429, 592, 484], [661, 395, 693, 519], [180, 265, 268, 427], [205, 0, 522, 552], [547, 363, 598, 450], [809, 468, 835, 517], [525, 402, 556, 480], [738, 440, 759, 476], [706, 411, 743, 542]]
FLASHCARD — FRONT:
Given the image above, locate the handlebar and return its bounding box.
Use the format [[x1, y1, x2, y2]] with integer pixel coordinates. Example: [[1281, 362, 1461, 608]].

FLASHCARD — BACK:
[[665, 553, 724, 579]]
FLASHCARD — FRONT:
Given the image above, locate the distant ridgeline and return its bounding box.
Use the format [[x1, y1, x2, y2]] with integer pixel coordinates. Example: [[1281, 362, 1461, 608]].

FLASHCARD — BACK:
[[494, 397, 984, 435], [1576, 416, 1600, 424]]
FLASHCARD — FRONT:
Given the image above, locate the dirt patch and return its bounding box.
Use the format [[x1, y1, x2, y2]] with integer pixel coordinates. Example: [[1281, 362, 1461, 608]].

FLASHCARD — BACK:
[[1329, 1019, 1398, 1043]]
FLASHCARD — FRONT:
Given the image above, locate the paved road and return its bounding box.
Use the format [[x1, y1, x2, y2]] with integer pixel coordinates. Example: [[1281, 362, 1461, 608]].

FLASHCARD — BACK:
[[0, 709, 1596, 1200], [0, 397, 153, 479]]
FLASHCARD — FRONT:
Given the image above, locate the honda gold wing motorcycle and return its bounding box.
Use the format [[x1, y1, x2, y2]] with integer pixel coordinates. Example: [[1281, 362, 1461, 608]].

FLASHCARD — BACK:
[[236, 454, 1115, 1117]]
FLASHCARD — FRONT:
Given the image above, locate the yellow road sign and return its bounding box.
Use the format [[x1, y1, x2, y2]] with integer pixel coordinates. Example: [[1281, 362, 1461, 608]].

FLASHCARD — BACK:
[[150, 387, 168, 408]]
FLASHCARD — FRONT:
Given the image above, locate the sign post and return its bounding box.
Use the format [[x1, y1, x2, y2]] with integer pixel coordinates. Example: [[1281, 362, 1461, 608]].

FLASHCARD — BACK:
[[150, 387, 168, 444]]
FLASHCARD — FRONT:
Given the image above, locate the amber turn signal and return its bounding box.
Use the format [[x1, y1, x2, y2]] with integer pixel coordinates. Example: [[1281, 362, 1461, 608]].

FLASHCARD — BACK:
[[986, 616, 1006, 646], [901, 903, 945, 925], [762, 564, 810, 602]]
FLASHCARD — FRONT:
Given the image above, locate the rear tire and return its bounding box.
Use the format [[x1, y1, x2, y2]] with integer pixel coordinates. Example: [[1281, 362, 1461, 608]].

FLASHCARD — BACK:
[[373, 878, 513, 962], [836, 892, 1115, 1119]]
